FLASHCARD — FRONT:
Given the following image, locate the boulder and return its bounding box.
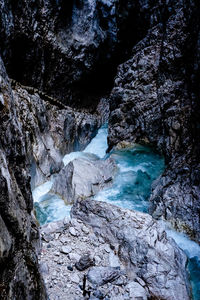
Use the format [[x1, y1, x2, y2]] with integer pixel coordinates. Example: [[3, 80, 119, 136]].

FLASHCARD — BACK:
[[50, 157, 116, 204], [87, 266, 122, 286], [75, 254, 95, 271], [71, 198, 190, 300]]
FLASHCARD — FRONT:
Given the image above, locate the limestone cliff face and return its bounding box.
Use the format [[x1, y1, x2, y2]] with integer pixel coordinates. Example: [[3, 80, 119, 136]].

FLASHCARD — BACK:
[[0, 0, 200, 299], [0, 56, 47, 299], [108, 0, 200, 242], [11, 81, 102, 188], [0, 55, 102, 300]]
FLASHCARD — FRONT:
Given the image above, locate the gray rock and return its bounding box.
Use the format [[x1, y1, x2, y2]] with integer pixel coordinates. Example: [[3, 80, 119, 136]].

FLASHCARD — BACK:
[[69, 253, 81, 262], [40, 262, 49, 275], [60, 246, 72, 255], [70, 273, 80, 284], [127, 282, 147, 300], [50, 157, 116, 204], [109, 252, 120, 268], [87, 266, 122, 286], [107, 4, 200, 242], [92, 290, 104, 299], [69, 227, 77, 237], [75, 254, 95, 271], [0, 56, 47, 299], [72, 198, 190, 300]]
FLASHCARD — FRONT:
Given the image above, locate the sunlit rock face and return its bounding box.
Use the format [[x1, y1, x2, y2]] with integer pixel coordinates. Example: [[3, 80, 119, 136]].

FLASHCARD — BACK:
[[8, 81, 102, 189], [108, 0, 200, 242]]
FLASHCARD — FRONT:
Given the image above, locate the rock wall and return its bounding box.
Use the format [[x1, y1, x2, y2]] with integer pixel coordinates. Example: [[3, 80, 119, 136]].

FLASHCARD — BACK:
[[0, 0, 199, 298], [108, 0, 200, 242], [0, 55, 103, 300], [0, 0, 163, 109], [0, 56, 46, 299], [11, 82, 102, 188]]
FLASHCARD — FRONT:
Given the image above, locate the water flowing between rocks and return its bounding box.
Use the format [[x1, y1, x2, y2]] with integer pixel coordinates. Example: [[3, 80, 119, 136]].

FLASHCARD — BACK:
[[32, 124, 200, 300]]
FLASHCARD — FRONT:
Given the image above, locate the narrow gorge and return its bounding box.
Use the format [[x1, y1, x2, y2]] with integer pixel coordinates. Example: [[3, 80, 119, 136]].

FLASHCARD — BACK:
[[0, 1, 199, 300]]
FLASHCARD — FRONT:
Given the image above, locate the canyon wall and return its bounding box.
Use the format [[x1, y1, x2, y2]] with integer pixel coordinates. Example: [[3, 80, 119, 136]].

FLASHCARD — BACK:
[[108, 0, 200, 242], [0, 56, 47, 299], [0, 0, 199, 299]]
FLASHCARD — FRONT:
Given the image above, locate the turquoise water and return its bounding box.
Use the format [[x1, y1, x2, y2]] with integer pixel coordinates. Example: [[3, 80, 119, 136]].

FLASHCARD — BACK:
[[33, 124, 165, 223], [32, 125, 109, 225], [166, 228, 200, 300], [188, 257, 200, 300], [32, 124, 200, 299], [95, 145, 165, 212], [33, 181, 71, 225]]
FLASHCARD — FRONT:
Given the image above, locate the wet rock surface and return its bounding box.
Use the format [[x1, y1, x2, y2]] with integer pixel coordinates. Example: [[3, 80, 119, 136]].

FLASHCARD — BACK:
[[50, 157, 116, 204], [40, 199, 190, 300]]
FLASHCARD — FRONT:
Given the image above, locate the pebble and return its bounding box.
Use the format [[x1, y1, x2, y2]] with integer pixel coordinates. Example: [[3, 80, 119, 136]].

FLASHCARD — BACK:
[[69, 253, 81, 261], [71, 273, 80, 284], [40, 262, 49, 274], [104, 245, 110, 253], [60, 245, 72, 254], [69, 227, 77, 237], [109, 252, 120, 267], [55, 233, 60, 240], [98, 237, 105, 244], [81, 226, 90, 234], [95, 255, 101, 265]]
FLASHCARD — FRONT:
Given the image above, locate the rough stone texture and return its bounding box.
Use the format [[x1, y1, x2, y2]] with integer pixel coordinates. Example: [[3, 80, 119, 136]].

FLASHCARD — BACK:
[[87, 266, 122, 286], [40, 217, 130, 300], [0, 0, 199, 298], [72, 198, 190, 299], [0, 0, 164, 109], [75, 254, 95, 271], [40, 198, 190, 300], [0, 56, 46, 299], [108, 1, 200, 242], [10, 82, 102, 189], [50, 157, 116, 204]]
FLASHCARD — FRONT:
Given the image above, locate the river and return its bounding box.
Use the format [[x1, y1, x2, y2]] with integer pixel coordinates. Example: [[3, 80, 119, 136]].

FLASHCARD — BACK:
[[32, 124, 200, 300]]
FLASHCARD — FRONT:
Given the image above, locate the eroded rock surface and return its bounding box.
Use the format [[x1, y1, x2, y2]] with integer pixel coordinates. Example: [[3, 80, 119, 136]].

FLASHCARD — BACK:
[[40, 198, 190, 300], [71, 198, 190, 299], [50, 157, 116, 204], [108, 1, 200, 242], [0, 0, 153, 109], [0, 56, 46, 299], [10, 82, 102, 189]]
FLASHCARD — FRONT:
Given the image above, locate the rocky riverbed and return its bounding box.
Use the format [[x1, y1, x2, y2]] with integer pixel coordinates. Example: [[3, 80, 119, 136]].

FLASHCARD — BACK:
[[39, 198, 190, 300]]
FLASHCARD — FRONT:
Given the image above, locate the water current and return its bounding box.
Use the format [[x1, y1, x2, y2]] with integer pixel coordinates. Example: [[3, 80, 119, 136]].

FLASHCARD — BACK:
[[32, 124, 200, 299]]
